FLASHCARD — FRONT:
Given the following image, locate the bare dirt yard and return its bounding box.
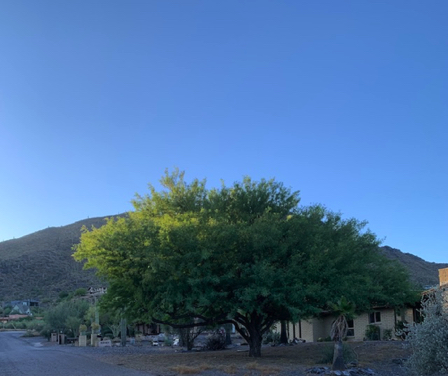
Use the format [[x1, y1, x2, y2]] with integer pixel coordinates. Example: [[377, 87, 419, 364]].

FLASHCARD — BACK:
[[83, 341, 411, 376]]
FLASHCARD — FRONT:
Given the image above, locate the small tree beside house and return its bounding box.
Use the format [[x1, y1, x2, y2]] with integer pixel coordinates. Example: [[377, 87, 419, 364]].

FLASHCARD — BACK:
[[329, 297, 356, 371]]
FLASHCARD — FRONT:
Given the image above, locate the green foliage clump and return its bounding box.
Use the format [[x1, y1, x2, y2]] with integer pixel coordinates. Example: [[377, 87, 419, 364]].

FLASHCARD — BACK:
[[4, 322, 16, 330], [382, 328, 393, 340], [3, 306, 12, 315], [263, 330, 281, 345], [42, 299, 90, 337], [58, 291, 69, 300], [365, 324, 380, 340], [79, 324, 87, 334], [26, 319, 45, 332], [74, 288, 87, 297], [15, 321, 27, 329], [406, 291, 448, 375]]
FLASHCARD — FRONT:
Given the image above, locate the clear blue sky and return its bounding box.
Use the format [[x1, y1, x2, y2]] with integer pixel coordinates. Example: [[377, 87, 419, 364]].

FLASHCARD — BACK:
[[0, 1, 447, 263]]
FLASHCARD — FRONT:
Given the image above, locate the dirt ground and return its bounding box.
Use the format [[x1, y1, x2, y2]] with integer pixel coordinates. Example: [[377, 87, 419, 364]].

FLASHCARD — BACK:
[[89, 341, 411, 376]]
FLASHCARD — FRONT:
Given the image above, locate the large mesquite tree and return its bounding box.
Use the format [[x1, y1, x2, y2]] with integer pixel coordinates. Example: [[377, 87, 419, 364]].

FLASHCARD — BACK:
[[73, 170, 414, 357]]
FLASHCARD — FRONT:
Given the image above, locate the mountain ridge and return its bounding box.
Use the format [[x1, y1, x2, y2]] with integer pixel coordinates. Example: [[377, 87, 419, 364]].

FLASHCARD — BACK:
[[0, 215, 445, 302]]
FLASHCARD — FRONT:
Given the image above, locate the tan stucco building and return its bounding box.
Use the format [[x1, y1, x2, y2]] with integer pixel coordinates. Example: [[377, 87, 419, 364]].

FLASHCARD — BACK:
[[275, 267, 448, 343]]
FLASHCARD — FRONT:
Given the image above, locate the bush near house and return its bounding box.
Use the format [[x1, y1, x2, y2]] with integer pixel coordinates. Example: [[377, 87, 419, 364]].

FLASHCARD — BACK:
[[365, 325, 380, 341], [406, 290, 448, 375]]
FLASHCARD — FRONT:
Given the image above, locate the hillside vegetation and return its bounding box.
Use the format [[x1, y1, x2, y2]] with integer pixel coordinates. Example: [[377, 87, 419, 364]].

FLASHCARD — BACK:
[[0, 215, 123, 302], [0, 214, 445, 303], [379, 245, 447, 289]]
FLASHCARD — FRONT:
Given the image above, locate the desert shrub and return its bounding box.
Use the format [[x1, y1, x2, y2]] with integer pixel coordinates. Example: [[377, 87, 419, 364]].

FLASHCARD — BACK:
[[58, 291, 69, 300], [205, 330, 226, 351], [79, 324, 87, 335], [42, 299, 90, 336], [317, 343, 357, 364], [22, 329, 38, 337], [395, 320, 409, 339], [365, 324, 380, 340], [26, 319, 44, 332], [101, 328, 113, 338], [263, 330, 280, 345], [164, 336, 174, 347], [14, 321, 26, 329], [3, 306, 12, 315], [406, 290, 448, 375], [382, 328, 393, 340], [74, 288, 87, 297], [178, 326, 203, 350]]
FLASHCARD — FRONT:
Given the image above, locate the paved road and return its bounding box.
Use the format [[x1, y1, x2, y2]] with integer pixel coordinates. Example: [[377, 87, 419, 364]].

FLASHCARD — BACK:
[[0, 331, 151, 376]]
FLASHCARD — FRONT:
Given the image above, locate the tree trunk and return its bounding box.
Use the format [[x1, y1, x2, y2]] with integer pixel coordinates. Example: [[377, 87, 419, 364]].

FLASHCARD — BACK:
[[332, 340, 345, 370], [178, 326, 198, 350], [248, 334, 262, 357], [280, 320, 288, 344], [224, 323, 232, 346], [178, 328, 185, 347], [234, 312, 269, 357], [247, 323, 263, 357], [120, 318, 127, 347]]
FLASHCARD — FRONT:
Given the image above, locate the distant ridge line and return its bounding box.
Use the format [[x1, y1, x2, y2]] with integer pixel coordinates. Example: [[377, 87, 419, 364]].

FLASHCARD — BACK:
[[0, 214, 444, 302]]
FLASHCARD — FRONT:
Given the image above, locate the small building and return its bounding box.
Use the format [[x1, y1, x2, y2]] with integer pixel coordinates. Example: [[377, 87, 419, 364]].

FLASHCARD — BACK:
[[286, 305, 417, 342], [4, 299, 39, 317], [277, 268, 448, 343], [439, 268, 448, 287], [10, 304, 33, 316], [7, 299, 39, 308]]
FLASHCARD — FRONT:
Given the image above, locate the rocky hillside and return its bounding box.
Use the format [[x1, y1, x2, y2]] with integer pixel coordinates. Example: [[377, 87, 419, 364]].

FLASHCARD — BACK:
[[0, 215, 124, 303], [380, 245, 447, 289], [0, 215, 445, 303]]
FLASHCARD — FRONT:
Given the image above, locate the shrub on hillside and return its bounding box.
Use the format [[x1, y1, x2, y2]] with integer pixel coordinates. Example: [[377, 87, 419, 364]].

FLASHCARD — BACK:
[[406, 290, 448, 375], [74, 288, 87, 297]]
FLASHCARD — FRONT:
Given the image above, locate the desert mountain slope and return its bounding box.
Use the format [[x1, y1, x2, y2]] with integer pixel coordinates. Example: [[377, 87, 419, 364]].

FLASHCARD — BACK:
[[0, 215, 444, 303], [380, 245, 447, 289], [0, 215, 123, 302]]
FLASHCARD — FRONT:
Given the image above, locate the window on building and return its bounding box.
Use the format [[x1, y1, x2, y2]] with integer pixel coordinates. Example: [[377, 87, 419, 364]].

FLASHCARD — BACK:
[[346, 319, 354, 337], [369, 311, 381, 324]]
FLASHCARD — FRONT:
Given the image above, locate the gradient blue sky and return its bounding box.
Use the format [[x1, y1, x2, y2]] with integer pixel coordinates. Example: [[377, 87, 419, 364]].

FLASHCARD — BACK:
[[0, 1, 447, 262]]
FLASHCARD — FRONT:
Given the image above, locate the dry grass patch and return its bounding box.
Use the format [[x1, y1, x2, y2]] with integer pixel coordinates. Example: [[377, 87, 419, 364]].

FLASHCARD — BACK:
[[92, 341, 410, 375], [219, 363, 238, 374], [170, 364, 213, 374], [245, 361, 281, 375]]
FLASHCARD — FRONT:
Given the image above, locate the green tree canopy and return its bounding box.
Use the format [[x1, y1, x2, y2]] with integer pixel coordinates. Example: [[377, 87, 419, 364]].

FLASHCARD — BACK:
[[43, 299, 90, 337], [73, 169, 415, 357]]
